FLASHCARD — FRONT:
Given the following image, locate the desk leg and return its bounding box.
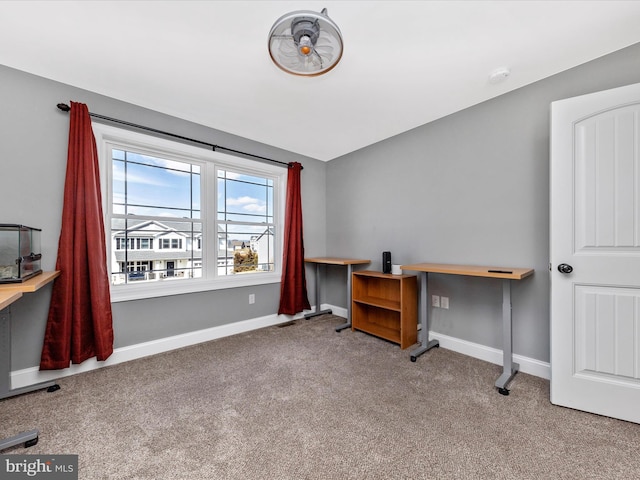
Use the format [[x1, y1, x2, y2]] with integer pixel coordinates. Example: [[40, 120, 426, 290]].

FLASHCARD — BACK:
[[495, 279, 519, 395], [334, 264, 354, 332], [0, 430, 40, 450], [304, 263, 332, 320], [1, 306, 59, 451], [410, 272, 439, 362]]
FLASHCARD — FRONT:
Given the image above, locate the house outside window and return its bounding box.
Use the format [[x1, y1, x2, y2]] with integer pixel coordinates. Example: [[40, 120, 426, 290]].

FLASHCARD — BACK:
[[93, 123, 286, 302]]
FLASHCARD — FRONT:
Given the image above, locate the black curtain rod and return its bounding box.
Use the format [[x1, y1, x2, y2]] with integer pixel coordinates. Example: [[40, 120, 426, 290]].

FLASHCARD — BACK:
[[56, 103, 297, 169]]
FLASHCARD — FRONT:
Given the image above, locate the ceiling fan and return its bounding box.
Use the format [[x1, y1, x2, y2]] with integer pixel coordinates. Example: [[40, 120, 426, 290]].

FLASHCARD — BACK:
[[268, 8, 343, 76]]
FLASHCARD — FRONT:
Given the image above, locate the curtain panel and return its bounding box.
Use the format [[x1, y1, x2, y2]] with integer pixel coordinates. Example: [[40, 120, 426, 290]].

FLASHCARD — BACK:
[[40, 102, 114, 370], [278, 162, 310, 315]]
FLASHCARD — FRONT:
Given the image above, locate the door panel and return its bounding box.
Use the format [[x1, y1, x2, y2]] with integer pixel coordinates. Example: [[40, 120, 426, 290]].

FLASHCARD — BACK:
[[551, 82, 640, 424], [574, 285, 640, 381], [575, 107, 640, 252]]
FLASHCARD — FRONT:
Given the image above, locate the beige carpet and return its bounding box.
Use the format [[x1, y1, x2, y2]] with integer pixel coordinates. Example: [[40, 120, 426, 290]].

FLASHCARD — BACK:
[[1, 314, 639, 479]]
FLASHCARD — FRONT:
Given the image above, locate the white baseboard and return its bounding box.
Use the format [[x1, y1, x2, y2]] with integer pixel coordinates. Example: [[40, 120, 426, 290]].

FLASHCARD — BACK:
[[321, 304, 549, 379], [428, 331, 550, 380], [324, 304, 347, 318], [11, 303, 549, 389], [11, 309, 310, 390]]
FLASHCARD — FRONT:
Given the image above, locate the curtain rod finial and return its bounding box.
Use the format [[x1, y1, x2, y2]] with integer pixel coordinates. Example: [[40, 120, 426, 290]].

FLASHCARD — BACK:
[[57, 103, 70, 112]]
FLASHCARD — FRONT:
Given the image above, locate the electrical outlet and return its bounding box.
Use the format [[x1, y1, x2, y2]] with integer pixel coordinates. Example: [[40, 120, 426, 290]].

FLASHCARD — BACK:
[[249, 294, 255, 304], [441, 296, 449, 309], [432, 295, 440, 308]]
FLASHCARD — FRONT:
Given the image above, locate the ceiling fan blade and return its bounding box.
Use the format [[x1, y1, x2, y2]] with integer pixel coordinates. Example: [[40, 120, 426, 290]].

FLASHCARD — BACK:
[[314, 45, 335, 54]]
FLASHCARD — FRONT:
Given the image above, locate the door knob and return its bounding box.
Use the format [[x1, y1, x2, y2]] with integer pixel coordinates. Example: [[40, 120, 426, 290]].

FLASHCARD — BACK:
[[557, 263, 573, 274]]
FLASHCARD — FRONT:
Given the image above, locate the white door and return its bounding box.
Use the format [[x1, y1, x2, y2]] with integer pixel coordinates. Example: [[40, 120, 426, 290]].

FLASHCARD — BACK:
[[550, 82, 640, 423]]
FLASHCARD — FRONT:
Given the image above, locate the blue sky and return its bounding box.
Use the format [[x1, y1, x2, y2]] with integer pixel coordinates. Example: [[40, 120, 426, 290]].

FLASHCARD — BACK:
[[111, 149, 273, 224]]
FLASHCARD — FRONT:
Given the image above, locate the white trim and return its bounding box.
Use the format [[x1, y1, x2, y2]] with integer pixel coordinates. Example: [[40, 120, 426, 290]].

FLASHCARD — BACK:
[[330, 302, 549, 379], [11, 304, 549, 389], [91, 122, 287, 303], [110, 273, 282, 303], [11, 309, 312, 389], [427, 330, 550, 380], [324, 304, 347, 318]]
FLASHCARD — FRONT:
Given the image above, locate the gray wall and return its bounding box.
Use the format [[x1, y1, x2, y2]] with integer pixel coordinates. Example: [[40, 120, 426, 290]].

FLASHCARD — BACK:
[[0, 65, 326, 370], [3, 41, 639, 373], [324, 42, 640, 363]]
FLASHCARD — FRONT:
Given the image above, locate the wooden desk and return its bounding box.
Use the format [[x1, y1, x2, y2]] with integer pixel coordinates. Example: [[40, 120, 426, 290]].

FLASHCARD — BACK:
[[304, 257, 370, 331], [0, 271, 61, 451], [0, 291, 23, 311], [401, 263, 534, 395], [0, 271, 61, 293]]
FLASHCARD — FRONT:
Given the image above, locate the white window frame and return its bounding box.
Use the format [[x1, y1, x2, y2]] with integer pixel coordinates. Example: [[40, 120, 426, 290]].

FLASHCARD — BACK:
[[93, 123, 286, 303]]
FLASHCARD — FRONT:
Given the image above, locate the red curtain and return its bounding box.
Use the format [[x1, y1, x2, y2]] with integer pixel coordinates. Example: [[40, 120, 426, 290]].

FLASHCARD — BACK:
[[278, 162, 310, 315], [40, 102, 114, 370]]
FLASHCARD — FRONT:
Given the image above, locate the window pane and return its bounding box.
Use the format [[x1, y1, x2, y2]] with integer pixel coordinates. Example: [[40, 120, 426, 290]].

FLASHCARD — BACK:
[[217, 228, 275, 275], [110, 218, 202, 285], [112, 158, 126, 215], [216, 161, 276, 276], [112, 149, 125, 160], [217, 170, 274, 223], [112, 149, 200, 219]]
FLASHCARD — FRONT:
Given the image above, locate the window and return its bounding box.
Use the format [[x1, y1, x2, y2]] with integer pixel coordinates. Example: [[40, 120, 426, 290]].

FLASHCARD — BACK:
[[217, 169, 275, 275], [115, 237, 153, 250], [125, 261, 151, 272], [93, 123, 286, 302], [159, 238, 183, 249]]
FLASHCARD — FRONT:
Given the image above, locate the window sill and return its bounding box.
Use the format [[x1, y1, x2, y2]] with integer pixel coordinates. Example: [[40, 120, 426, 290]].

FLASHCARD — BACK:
[[110, 272, 282, 303]]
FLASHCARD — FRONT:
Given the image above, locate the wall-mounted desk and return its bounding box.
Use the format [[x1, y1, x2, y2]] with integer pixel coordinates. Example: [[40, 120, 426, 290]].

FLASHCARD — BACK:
[[304, 257, 370, 331], [0, 290, 23, 311], [0, 271, 61, 450], [400, 263, 534, 395]]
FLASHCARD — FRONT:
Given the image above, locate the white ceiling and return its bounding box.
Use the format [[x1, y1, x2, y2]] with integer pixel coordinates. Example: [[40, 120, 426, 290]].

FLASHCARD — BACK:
[[2, 1, 640, 161]]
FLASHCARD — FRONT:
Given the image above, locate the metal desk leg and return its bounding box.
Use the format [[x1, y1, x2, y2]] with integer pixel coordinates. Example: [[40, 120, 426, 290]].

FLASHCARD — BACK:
[[304, 263, 332, 320], [495, 279, 519, 395], [410, 272, 439, 361], [335, 264, 354, 332], [1, 306, 59, 451], [0, 429, 40, 450]]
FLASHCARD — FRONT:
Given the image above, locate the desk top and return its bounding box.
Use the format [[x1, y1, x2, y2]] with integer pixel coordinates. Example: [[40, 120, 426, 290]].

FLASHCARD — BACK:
[[400, 263, 534, 280], [0, 271, 61, 293], [305, 257, 371, 266], [0, 290, 23, 310]]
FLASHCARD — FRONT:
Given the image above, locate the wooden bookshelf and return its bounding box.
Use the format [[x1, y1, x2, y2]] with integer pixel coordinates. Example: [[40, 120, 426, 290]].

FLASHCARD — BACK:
[[351, 270, 417, 349]]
